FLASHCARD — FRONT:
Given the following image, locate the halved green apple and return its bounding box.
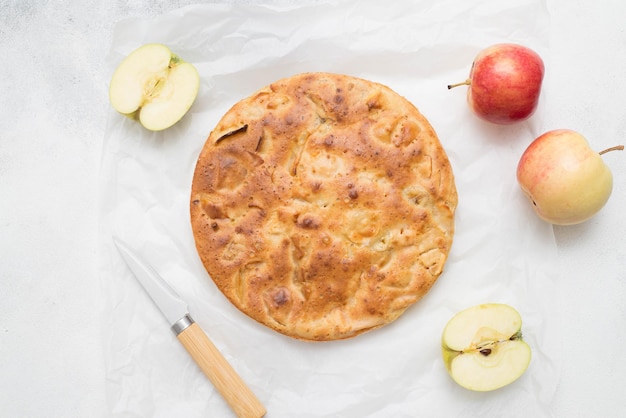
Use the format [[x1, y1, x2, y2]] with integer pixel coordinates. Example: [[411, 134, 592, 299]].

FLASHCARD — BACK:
[[109, 43, 200, 131], [442, 303, 531, 391]]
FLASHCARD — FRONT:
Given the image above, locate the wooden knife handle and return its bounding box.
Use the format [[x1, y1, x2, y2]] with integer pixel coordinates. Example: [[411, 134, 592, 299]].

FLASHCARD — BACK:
[[176, 322, 266, 418]]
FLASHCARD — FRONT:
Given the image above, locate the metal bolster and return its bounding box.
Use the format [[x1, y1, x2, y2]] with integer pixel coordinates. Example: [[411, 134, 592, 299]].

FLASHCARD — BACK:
[[171, 313, 195, 335]]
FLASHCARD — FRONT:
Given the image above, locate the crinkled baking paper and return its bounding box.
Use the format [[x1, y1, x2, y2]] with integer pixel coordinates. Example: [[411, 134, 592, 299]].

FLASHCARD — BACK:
[[99, 1, 559, 416]]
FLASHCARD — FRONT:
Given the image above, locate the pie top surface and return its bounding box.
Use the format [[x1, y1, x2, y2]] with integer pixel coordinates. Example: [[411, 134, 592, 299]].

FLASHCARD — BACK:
[[190, 72, 457, 341]]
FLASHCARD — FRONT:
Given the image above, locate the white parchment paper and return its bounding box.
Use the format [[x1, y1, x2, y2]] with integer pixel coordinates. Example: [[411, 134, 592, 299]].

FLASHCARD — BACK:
[[99, 0, 559, 416]]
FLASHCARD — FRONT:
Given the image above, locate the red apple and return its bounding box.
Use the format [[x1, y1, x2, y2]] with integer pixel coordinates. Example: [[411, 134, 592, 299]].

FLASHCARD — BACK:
[[517, 129, 623, 225], [448, 43, 545, 125]]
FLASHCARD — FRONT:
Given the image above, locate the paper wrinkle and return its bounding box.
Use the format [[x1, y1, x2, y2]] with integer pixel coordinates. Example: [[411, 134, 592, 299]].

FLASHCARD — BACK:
[[99, 0, 558, 416]]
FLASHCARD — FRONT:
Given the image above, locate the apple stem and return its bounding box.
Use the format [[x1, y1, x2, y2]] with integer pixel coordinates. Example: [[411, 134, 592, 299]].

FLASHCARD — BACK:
[[599, 145, 625, 155], [447, 79, 471, 90]]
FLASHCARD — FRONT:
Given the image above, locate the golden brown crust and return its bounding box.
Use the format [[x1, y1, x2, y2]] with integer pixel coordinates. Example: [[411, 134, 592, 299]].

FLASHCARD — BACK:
[[190, 72, 457, 341]]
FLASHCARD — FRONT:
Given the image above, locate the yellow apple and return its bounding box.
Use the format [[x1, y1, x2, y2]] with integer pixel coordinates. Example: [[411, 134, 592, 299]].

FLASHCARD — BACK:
[[109, 43, 200, 131], [442, 303, 531, 392], [517, 129, 623, 225]]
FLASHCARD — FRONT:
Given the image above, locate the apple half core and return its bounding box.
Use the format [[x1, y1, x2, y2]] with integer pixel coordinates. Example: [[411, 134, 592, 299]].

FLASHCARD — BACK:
[[109, 43, 200, 131], [442, 303, 531, 391]]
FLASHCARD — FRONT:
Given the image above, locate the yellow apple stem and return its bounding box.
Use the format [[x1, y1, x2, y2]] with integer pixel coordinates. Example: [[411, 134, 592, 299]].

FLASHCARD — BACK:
[[599, 145, 625, 155], [447, 79, 471, 90]]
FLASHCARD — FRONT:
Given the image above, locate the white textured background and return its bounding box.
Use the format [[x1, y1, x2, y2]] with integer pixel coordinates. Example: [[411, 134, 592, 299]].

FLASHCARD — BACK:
[[1, 0, 625, 417]]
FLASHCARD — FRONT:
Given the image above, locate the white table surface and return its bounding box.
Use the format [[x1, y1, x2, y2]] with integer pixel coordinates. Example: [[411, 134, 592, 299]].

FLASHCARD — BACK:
[[1, 0, 624, 417]]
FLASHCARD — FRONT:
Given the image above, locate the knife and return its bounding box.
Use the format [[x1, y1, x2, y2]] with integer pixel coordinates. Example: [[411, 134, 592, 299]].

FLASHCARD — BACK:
[[113, 237, 266, 418]]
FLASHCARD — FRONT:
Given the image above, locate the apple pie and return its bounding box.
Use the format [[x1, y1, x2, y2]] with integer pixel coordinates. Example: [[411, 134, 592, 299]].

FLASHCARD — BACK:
[[190, 72, 457, 341]]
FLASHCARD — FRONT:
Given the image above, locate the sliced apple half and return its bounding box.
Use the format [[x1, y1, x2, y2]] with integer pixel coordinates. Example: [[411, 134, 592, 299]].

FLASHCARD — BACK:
[[109, 43, 200, 131], [441, 303, 531, 392]]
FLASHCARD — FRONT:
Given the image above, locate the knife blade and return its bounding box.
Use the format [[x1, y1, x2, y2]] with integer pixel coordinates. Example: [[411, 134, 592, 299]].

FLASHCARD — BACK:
[[113, 237, 266, 418]]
